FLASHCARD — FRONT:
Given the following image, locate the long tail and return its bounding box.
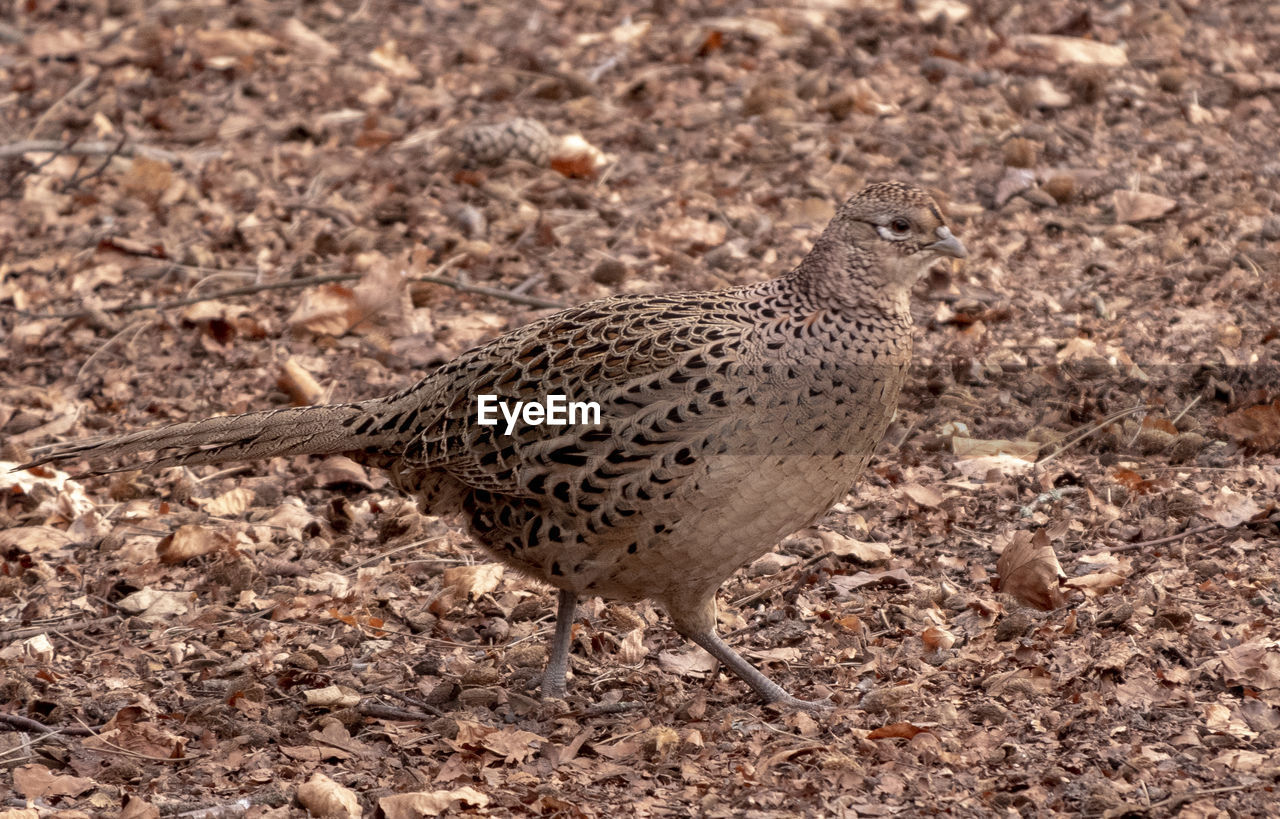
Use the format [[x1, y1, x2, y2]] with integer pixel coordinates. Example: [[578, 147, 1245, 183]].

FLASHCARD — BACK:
[[20, 393, 429, 475]]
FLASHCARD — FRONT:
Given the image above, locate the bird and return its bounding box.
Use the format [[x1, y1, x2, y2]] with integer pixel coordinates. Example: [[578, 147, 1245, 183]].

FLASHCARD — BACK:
[[22, 181, 966, 710]]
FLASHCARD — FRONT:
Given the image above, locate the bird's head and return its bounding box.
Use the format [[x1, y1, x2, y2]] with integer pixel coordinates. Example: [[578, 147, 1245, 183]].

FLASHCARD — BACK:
[[800, 181, 966, 311]]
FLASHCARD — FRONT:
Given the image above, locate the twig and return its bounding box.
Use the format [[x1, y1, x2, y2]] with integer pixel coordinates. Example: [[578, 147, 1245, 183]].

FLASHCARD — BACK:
[[16, 260, 565, 320], [1038, 404, 1153, 466], [191, 464, 256, 484], [168, 798, 253, 819], [730, 549, 833, 610], [0, 712, 97, 736], [282, 200, 355, 227], [0, 138, 182, 163], [76, 319, 148, 383], [183, 270, 257, 296], [1109, 783, 1255, 816], [369, 690, 449, 719], [1019, 486, 1084, 518], [70, 715, 198, 763], [15, 273, 361, 320], [0, 615, 121, 643], [63, 132, 128, 191], [415, 272, 565, 309], [357, 700, 445, 722], [342, 534, 447, 574], [1170, 393, 1202, 427], [574, 701, 644, 718], [1084, 513, 1279, 555], [28, 74, 98, 139]]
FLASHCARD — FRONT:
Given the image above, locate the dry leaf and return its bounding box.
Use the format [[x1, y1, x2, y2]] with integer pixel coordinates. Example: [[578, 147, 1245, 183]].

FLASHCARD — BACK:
[[380, 788, 489, 819], [198, 486, 255, 517], [117, 588, 195, 619], [156, 524, 221, 564], [643, 726, 680, 760], [867, 723, 930, 740], [1111, 468, 1156, 494], [280, 17, 339, 61], [441, 563, 504, 599], [122, 157, 173, 204], [303, 685, 362, 708], [368, 39, 419, 79], [279, 358, 324, 405], [915, 0, 970, 23], [828, 569, 913, 594], [902, 483, 944, 508], [951, 437, 1041, 461], [194, 28, 279, 60], [954, 453, 1037, 479], [85, 717, 187, 760], [297, 772, 362, 819], [660, 216, 727, 252], [289, 284, 361, 336], [549, 134, 609, 179], [0, 634, 55, 663], [1065, 571, 1126, 597], [264, 499, 319, 540], [658, 645, 718, 678], [1020, 77, 1072, 108], [12, 765, 94, 799], [351, 253, 411, 326], [1114, 190, 1177, 223], [921, 626, 957, 652], [1216, 642, 1280, 691], [26, 29, 86, 59], [815, 529, 891, 563], [617, 628, 648, 665], [1203, 487, 1261, 528], [1013, 34, 1128, 67], [1219, 399, 1280, 452], [482, 727, 547, 764], [316, 455, 373, 488], [0, 525, 77, 554], [996, 529, 1066, 610]]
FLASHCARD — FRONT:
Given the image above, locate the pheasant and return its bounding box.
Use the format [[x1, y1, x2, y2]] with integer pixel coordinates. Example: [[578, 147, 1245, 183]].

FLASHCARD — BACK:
[[23, 182, 966, 709]]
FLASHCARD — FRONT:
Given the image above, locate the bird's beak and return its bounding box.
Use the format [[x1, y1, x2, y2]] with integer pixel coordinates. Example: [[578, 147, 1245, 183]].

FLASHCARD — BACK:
[[929, 226, 967, 259]]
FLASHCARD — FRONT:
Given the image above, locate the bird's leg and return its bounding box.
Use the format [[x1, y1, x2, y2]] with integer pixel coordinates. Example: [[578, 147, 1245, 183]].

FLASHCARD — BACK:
[[673, 599, 830, 711], [541, 588, 578, 699]]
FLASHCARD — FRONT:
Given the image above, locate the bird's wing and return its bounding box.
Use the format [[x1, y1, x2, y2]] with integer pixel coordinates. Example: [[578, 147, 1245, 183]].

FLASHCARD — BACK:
[[402, 290, 757, 499]]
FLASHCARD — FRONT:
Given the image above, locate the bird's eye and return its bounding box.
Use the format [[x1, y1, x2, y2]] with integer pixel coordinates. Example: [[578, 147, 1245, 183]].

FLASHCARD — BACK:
[[890, 217, 911, 233]]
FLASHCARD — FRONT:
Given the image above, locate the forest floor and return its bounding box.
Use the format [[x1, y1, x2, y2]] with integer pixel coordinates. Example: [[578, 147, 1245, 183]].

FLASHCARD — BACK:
[[2, 0, 1279, 816]]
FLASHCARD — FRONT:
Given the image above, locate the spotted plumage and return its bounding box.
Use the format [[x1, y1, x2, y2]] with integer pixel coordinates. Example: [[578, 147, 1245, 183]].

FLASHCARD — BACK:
[[22, 182, 966, 708]]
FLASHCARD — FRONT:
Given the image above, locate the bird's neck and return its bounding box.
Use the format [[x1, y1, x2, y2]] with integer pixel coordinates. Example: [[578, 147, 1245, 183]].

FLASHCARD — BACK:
[[783, 241, 912, 321]]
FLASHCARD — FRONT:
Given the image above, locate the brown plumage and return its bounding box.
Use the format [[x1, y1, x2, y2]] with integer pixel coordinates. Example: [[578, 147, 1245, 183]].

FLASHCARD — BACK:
[[23, 182, 966, 708]]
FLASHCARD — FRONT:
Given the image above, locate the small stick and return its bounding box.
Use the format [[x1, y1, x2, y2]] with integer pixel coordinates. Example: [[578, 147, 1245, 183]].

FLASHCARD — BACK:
[[1118, 783, 1255, 816], [0, 138, 182, 163], [0, 711, 98, 736], [1019, 486, 1083, 518], [0, 615, 122, 643], [1083, 513, 1279, 555], [27, 74, 98, 139], [1038, 404, 1153, 466], [16, 261, 566, 320], [16, 273, 362, 320], [76, 319, 148, 382], [415, 272, 565, 309], [1170, 393, 1202, 427], [169, 798, 254, 819], [369, 690, 450, 719], [357, 701, 445, 722]]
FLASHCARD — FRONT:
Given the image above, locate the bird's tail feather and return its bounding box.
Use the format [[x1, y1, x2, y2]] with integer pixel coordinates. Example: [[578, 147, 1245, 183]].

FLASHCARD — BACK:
[[19, 395, 423, 475]]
